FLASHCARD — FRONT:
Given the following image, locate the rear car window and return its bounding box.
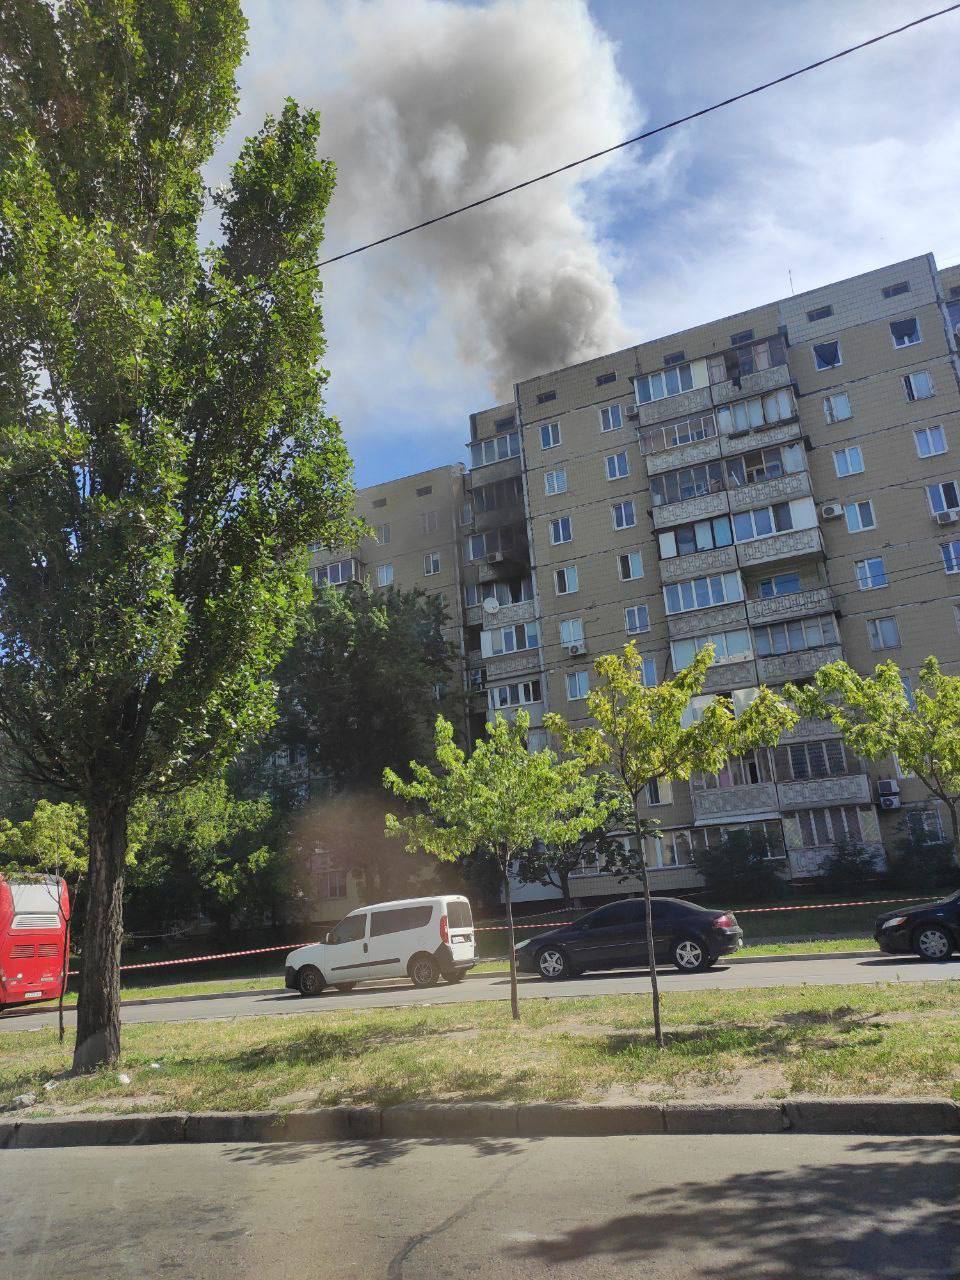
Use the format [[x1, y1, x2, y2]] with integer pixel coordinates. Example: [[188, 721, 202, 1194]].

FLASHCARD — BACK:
[[370, 904, 434, 936], [447, 901, 473, 928]]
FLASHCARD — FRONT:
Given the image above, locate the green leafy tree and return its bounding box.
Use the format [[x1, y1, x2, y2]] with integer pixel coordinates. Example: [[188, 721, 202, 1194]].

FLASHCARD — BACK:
[[786, 658, 960, 865], [0, 798, 86, 878], [546, 643, 795, 1047], [273, 582, 456, 790], [383, 711, 611, 1019], [0, 3, 356, 1067]]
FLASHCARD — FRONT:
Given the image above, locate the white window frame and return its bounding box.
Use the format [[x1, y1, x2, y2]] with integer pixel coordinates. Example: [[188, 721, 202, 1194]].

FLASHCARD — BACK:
[[423, 552, 441, 576], [559, 618, 584, 646], [941, 540, 960, 574], [618, 551, 643, 581], [867, 615, 901, 651], [624, 604, 650, 635], [844, 500, 876, 533], [612, 500, 636, 531], [554, 565, 579, 595], [926, 480, 960, 516], [915, 425, 947, 458], [540, 422, 561, 450], [566, 670, 589, 702], [822, 392, 852, 424], [605, 451, 630, 481], [377, 563, 394, 587], [832, 446, 864, 478], [812, 340, 842, 371], [904, 370, 935, 401], [544, 467, 567, 496], [890, 317, 921, 348], [855, 557, 887, 590], [549, 516, 572, 545], [663, 571, 743, 615], [634, 363, 694, 404], [600, 404, 623, 432], [374, 523, 391, 545]]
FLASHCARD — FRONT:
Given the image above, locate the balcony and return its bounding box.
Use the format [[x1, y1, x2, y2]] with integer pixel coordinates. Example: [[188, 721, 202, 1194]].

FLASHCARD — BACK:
[[719, 419, 802, 455], [652, 488, 729, 531], [781, 716, 842, 743], [478, 553, 530, 582], [702, 658, 757, 693], [710, 363, 793, 405], [659, 544, 738, 584], [643, 431, 722, 474], [727, 470, 811, 514], [746, 587, 837, 626], [691, 781, 780, 823], [466, 598, 537, 629], [466, 453, 522, 487], [735, 526, 824, 569], [637, 386, 713, 428], [488, 700, 545, 728], [666, 601, 748, 641], [787, 842, 884, 878], [777, 772, 872, 809], [483, 648, 542, 681], [755, 643, 844, 683]]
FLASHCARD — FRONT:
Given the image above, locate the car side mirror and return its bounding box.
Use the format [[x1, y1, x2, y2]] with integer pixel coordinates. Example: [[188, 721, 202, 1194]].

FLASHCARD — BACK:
[[323, 931, 331, 944]]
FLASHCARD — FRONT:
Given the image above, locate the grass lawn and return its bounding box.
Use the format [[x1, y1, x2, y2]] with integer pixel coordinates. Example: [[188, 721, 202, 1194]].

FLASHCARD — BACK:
[[7, 982, 958, 1115]]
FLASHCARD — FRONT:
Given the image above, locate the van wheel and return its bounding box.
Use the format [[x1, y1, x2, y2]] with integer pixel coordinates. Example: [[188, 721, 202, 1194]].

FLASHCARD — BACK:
[[334, 982, 357, 992], [443, 970, 467, 984], [409, 954, 440, 988], [297, 965, 326, 996]]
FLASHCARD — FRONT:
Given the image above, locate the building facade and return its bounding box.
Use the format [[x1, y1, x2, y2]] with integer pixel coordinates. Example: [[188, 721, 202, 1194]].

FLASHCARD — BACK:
[[314, 252, 960, 906]]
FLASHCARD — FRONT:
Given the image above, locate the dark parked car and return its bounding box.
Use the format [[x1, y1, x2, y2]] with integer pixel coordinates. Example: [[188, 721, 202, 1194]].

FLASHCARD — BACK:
[[874, 890, 960, 959], [514, 896, 743, 979]]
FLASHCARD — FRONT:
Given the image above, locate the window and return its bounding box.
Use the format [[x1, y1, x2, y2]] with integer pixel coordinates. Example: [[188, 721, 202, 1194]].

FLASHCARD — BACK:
[[658, 513, 733, 559], [481, 622, 540, 657], [725, 443, 804, 488], [555, 565, 579, 594], [823, 392, 852, 423], [596, 372, 617, 387], [549, 516, 572, 544], [618, 551, 643, 580], [844, 500, 876, 532], [904, 370, 935, 401], [540, 422, 561, 449], [316, 865, 347, 899], [645, 777, 671, 805], [855, 557, 887, 590], [605, 451, 629, 480], [374, 523, 391, 545], [420, 509, 439, 534], [470, 431, 520, 467], [757, 571, 802, 598], [753, 614, 838, 657], [566, 670, 589, 701], [732, 502, 794, 543], [693, 749, 773, 790], [915, 425, 947, 457], [927, 481, 960, 515], [890, 317, 920, 347], [652, 460, 724, 506], [489, 679, 542, 709], [423, 552, 440, 576], [813, 341, 842, 370], [794, 805, 865, 846], [634, 363, 694, 403], [370, 905, 433, 936], [715, 388, 794, 433], [663, 350, 686, 366], [833, 446, 864, 477], [377, 563, 394, 587], [777, 739, 849, 782], [624, 604, 650, 635], [600, 404, 622, 432], [468, 525, 523, 561], [559, 618, 584, 646], [671, 629, 752, 669], [906, 808, 944, 842], [612, 500, 636, 530], [664, 571, 743, 615], [806, 304, 834, 322], [372, 497, 387, 509], [327, 913, 366, 944], [882, 280, 910, 299], [941, 540, 960, 574], [537, 390, 557, 404], [465, 578, 532, 609], [867, 615, 901, 650], [544, 467, 567, 496], [315, 558, 362, 587], [640, 655, 657, 686], [494, 415, 515, 431], [459, 502, 472, 525]]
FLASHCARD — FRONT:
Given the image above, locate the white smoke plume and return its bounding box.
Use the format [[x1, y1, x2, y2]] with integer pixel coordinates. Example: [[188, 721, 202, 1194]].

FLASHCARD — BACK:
[[228, 0, 639, 428]]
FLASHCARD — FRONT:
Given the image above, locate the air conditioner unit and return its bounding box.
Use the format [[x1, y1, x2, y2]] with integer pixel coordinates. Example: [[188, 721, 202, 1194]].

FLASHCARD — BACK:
[[935, 510, 959, 526], [879, 795, 902, 811], [625, 405, 640, 419], [486, 551, 505, 564], [877, 778, 901, 797], [566, 643, 586, 657], [821, 503, 844, 520]]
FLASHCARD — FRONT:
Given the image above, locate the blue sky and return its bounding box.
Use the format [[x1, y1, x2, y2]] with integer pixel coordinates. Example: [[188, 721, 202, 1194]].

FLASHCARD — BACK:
[[214, 1, 960, 488]]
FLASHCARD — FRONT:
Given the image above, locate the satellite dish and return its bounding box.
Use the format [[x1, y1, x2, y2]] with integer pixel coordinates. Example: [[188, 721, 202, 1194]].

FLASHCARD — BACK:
[[482, 596, 500, 615]]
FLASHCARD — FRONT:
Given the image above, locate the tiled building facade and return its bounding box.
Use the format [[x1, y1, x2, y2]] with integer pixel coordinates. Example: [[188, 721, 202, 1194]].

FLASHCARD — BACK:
[[312, 253, 960, 906]]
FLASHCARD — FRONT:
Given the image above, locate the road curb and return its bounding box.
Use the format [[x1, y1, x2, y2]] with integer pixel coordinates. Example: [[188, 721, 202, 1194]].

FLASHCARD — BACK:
[[2, 1099, 957, 1148]]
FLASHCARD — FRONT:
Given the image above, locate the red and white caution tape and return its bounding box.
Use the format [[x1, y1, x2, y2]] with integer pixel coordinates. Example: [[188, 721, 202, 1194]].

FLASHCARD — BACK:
[[68, 940, 317, 978], [733, 896, 927, 914]]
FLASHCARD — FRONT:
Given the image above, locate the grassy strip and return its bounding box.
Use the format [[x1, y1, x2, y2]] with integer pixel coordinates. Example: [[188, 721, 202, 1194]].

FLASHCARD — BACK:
[[7, 982, 958, 1113]]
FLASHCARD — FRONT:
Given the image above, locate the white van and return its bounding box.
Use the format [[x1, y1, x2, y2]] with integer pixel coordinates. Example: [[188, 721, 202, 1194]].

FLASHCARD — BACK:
[[284, 895, 476, 995]]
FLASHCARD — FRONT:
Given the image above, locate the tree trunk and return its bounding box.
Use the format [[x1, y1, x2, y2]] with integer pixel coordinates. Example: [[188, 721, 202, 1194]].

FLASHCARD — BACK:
[[501, 852, 520, 1021], [73, 801, 129, 1072], [559, 868, 572, 911], [947, 802, 960, 868], [634, 807, 663, 1049]]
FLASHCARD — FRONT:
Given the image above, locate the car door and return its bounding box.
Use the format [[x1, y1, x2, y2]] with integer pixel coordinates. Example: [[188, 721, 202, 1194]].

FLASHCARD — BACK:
[[323, 911, 369, 982], [365, 904, 435, 978], [570, 901, 644, 970]]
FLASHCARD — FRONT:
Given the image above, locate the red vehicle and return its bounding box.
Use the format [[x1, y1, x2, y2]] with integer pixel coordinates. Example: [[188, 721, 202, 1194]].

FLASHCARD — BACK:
[[0, 876, 70, 1012]]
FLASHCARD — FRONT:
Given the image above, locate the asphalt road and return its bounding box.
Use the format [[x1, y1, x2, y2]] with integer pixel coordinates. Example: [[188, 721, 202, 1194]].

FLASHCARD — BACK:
[[2, 952, 957, 1032], [3, 1135, 957, 1278]]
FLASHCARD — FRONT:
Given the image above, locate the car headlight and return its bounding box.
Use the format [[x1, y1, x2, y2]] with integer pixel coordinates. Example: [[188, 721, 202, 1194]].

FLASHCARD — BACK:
[[882, 916, 907, 929]]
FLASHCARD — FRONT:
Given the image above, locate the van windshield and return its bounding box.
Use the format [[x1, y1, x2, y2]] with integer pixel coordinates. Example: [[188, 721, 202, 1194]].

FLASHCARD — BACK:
[[447, 900, 473, 929]]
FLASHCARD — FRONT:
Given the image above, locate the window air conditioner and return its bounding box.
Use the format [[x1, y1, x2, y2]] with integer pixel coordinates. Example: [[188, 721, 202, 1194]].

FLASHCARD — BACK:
[[877, 778, 901, 797], [625, 405, 640, 419], [821, 503, 843, 520], [935, 510, 959, 526], [879, 795, 902, 811], [486, 551, 505, 564], [566, 643, 586, 657]]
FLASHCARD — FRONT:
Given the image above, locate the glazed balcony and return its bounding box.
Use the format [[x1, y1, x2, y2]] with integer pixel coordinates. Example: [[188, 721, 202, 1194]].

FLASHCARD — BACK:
[[710, 362, 793, 405], [755, 643, 843, 683]]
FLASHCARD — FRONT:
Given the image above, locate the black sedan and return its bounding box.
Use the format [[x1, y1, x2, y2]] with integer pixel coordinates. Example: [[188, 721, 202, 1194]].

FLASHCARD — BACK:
[[514, 896, 743, 980], [874, 890, 960, 960]]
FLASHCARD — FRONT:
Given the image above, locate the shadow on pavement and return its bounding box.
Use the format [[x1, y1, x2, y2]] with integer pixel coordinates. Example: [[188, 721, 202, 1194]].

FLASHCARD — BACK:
[[504, 1138, 959, 1278], [225, 1135, 536, 1169]]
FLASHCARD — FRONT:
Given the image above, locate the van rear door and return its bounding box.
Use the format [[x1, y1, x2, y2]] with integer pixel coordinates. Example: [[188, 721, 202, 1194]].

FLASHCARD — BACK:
[[446, 899, 475, 962]]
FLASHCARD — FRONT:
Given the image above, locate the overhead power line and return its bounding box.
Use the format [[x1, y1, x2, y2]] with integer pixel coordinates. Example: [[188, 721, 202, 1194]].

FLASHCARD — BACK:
[[311, 3, 960, 272]]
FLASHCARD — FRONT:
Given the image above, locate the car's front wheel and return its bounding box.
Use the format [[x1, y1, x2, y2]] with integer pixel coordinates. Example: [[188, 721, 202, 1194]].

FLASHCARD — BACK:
[[672, 937, 711, 973], [297, 964, 326, 996], [537, 946, 572, 981], [913, 926, 954, 960]]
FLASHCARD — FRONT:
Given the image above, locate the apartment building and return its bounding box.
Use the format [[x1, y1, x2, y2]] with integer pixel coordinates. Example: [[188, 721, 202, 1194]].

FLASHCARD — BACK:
[[461, 252, 960, 903]]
